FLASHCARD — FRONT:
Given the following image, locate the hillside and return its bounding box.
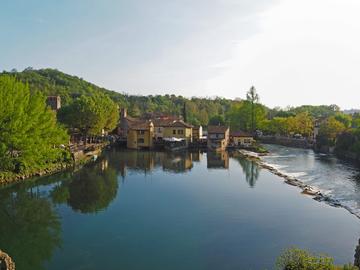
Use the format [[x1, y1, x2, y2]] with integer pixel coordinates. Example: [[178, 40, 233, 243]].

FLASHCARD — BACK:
[[1, 68, 238, 126]]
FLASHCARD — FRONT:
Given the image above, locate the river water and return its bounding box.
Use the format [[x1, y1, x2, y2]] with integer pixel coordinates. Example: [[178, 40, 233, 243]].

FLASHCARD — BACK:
[[0, 147, 359, 270], [262, 144, 360, 217]]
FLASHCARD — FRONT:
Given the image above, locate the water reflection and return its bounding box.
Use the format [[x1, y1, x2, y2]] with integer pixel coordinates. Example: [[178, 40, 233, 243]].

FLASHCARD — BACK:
[[108, 150, 198, 177], [207, 151, 229, 169], [355, 238, 360, 268], [0, 186, 61, 270], [51, 158, 118, 213], [231, 153, 260, 188], [0, 148, 359, 270]]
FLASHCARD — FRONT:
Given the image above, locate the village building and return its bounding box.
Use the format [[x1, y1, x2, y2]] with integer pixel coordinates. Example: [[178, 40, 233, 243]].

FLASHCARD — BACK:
[[192, 125, 203, 141], [46, 96, 61, 111], [152, 117, 181, 140], [230, 131, 254, 147], [163, 120, 193, 145], [127, 120, 155, 150], [207, 125, 230, 151]]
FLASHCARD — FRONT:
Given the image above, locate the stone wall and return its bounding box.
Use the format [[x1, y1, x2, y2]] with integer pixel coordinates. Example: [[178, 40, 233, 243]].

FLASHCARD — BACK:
[[259, 136, 313, 149]]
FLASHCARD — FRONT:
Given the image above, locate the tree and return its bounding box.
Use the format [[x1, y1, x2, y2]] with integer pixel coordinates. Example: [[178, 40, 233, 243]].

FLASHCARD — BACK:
[[293, 112, 314, 137], [227, 100, 266, 132], [0, 75, 69, 173], [58, 93, 119, 139], [246, 86, 260, 132], [318, 116, 346, 146], [208, 115, 225, 126]]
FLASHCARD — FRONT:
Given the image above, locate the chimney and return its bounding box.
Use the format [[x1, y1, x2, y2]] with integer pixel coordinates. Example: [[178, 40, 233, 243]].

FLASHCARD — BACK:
[[120, 108, 127, 119]]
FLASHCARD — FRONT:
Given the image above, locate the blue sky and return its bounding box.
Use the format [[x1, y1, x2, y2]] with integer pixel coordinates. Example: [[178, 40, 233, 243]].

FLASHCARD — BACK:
[[1, 0, 360, 109]]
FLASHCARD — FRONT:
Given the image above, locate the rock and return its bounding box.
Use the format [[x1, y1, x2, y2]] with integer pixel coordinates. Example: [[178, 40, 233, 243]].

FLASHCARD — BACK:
[[0, 249, 16, 270], [302, 186, 320, 196]]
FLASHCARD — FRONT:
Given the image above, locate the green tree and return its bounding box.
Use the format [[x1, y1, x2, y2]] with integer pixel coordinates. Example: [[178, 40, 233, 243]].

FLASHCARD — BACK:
[[208, 115, 225, 126], [0, 75, 69, 173], [276, 247, 358, 270], [58, 93, 119, 138], [318, 116, 346, 146], [246, 86, 260, 132]]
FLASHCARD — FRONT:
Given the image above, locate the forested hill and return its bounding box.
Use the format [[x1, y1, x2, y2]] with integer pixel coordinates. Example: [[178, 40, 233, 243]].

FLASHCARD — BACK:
[[1, 68, 238, 126]]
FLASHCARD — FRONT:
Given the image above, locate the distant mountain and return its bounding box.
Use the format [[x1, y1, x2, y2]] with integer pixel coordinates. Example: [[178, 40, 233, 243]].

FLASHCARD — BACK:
[[1, 68, 237, 126]]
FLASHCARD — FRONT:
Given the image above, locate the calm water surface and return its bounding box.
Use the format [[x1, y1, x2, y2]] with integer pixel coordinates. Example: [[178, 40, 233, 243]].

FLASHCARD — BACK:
[[0, 147, 360, 270]]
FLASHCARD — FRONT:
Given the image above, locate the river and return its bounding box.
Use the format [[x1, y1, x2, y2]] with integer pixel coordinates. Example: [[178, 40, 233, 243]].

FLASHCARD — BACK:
[[0, 146, 359, 270]]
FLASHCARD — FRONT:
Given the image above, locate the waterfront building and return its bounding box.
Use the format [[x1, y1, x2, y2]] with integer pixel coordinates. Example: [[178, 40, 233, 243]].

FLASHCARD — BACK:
[[163, 120, 193, 146], [192, 125, 203, 141], [207, 125, 229, 151], [230, 131, 254, 147], [127, 120, 155, 150]]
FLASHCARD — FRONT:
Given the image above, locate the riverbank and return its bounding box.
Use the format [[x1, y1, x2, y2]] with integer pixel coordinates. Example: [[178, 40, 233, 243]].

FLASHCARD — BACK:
[[258, 135, 313, 149], [238, 148, 360, 219], [0, 142, 109, 186]]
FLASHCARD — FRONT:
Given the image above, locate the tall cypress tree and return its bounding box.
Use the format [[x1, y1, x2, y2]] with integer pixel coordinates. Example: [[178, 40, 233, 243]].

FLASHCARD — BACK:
[[183, 102, 187, 122]]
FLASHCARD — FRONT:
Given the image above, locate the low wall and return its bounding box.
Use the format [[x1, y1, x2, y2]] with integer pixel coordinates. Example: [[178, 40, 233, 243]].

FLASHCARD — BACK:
[[259, 136, 313, 149]]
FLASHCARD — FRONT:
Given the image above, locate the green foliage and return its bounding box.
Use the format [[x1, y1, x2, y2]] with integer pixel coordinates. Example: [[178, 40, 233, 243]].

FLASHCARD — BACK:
[[334, 113, 352, 128], [58, 93, 119, 136], [208, 115, 226, 126], [227, 100, 267, 132], [276, 247, 358, 270], [318, 116, 346, 146], [0, 186, 61, 270], [3, 68, 239, 126], [0, 75, 70, 173]]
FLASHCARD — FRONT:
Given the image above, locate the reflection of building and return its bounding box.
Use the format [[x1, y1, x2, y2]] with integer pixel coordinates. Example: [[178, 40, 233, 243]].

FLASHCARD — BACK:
[[207, 126, 229, 151], [127, 121, 154, 149], [207, 151, 229, 169], [46, 96, 61, 111], [117, 151, 157, 177], [162, 152, 193, 173], [191, 150, 203, 162], [230, 131, 254, 147]]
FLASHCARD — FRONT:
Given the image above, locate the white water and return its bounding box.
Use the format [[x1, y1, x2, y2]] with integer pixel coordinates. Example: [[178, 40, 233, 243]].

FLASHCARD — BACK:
[[262, 144, 360, 217]]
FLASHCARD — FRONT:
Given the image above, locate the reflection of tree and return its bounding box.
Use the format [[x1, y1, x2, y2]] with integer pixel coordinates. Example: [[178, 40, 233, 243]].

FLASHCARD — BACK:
[[68, 166, 118, 213], [50, 159, 119, 214], [236, 158, 260, 187], [355, 238, 360, 268], [0, 188, 61, 270]]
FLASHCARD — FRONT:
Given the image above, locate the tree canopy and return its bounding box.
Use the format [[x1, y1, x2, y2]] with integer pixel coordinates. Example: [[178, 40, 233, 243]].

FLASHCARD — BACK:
[[57, 93, 119, 136], [0, 75, 69, 173]]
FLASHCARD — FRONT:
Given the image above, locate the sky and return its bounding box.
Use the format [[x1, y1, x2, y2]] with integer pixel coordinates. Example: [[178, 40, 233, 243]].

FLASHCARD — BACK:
[[1, 0, 360, 109]]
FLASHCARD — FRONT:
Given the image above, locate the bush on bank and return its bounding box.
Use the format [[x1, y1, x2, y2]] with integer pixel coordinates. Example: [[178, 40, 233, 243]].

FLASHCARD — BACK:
[[276, 248, 358, 270]]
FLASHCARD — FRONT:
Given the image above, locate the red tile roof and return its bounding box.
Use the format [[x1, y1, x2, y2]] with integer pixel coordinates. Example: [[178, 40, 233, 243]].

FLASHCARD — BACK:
[[230, 131, 253, 137], [208, 125, 229, 134]]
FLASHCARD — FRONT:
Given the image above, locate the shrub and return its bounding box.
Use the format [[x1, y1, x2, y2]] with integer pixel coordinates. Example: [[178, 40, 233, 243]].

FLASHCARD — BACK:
[[276, 247, 358, 270]]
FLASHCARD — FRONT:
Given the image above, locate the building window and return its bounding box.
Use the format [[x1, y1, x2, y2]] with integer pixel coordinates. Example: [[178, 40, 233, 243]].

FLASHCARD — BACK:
[[158, 128, 161, 132], [173, 130, 176, 135], [177, 129, 184, 135], [138, 130, 145, 135], [138, 138, 145, 144]]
